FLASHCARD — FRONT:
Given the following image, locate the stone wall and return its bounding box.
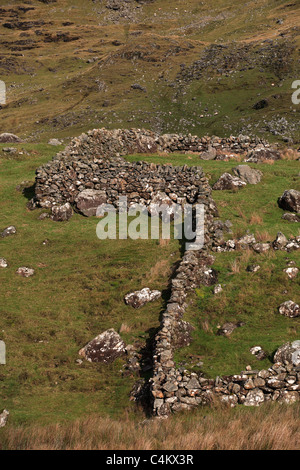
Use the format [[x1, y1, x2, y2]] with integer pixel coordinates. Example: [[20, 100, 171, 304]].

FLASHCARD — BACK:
[[150, 240, 300, 416], [43, 128, 272, 162]]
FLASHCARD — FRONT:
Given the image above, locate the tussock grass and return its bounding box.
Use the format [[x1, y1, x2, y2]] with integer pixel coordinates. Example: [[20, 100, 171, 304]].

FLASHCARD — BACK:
[[1, 403, 299, 450]]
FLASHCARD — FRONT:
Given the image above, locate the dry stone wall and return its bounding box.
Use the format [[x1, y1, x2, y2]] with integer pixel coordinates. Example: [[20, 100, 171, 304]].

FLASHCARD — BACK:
[[33, 128, 298, 416]]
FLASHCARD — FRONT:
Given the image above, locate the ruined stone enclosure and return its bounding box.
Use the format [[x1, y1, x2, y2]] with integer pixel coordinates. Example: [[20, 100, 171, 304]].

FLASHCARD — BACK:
[[34, 128, 218, 246], [33, 128, 300, 417]]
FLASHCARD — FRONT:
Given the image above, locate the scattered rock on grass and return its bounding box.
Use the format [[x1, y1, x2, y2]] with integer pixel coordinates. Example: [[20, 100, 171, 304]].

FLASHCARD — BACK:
[[273, 340, 300, 366], [0, 410, 9, 428], [0, 258, 8, 268], [246, 264, 261, 273], [125, 287, 161, 309], [79, 328, 126, 364], [278, 189, 300, 213], [213, 284, 223, 294], [48, 138, 62, 146], [212, 173, 246, 190], [283, 267, 299, 279], [249, 346, 267, 360], [16, 267, 35, 278], [282, 213, 300, 223], [1, 226, 16, 238], [278, 300, 300, 318], [252, 242, 270, 253], [0, 133, 21, 143], [232, 165, 262, 184], [272, 231, 288, 250]]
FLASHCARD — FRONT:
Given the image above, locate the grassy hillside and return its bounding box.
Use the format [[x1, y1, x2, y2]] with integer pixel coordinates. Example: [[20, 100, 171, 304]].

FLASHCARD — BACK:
[[0, 0, 299, 142]]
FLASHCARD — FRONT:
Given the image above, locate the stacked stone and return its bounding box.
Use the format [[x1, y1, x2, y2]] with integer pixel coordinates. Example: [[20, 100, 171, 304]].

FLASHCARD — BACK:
[[152, 362, 299, 415], [35, 156, 213, 210], [212, 231, 300, 253], [151, 249, 218, 417], [41, 128, 274, 168]]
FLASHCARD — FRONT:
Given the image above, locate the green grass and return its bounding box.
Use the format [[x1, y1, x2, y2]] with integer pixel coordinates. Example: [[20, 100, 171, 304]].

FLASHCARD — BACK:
[[0, 146, 299, 425], [0, 144, 181, 425]]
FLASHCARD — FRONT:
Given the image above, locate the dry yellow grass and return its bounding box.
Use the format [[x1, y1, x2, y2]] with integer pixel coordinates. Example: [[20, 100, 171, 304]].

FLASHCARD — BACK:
[[249, 213, 263, 225], [255, 230, 272, 242], [1, 403, 299, 450]]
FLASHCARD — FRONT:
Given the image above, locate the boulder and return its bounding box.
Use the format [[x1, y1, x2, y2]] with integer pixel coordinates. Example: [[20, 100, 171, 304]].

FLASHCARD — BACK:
[[16, 267, 35, 277], [272, 231, 288, 250], [273, 340, 300, 366], [124, 287, 161, 309], [199, 145, 217, 160], [252, 242, 270, 253], [278, 300, 300, 318], [0, 410, 9, 428], [0, 133, 21, 143], [245, 147, 281, 163], [0, 258, 8, 268], [212, 173, 246, 190], [282, 213, 300, 222], [1, 225, 16, 238], [233, 165, 262, 184], [51, 202, 73, 221], [75, 189, 107, 217], [278, 190, 300, 213], [79, 328, 126, 363], [249, 346, 267, 360], [283, 267, 299, 279], [48, 138, 62, 146]]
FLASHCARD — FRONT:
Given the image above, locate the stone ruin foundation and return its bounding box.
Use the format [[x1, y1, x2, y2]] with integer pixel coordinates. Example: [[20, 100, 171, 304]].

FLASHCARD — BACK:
[[32, 128, 299, 416]]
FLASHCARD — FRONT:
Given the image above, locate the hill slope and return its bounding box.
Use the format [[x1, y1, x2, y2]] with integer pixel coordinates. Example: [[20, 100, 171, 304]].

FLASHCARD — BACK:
[[0, 0, 299, 142]]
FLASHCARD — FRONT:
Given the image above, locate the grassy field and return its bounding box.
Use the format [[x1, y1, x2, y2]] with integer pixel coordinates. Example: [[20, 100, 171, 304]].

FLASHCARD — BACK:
[[0, 144, 299, 430]]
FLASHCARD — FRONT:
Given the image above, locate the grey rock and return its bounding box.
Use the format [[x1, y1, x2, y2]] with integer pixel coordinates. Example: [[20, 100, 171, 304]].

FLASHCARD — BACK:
[[274, 341, 300, 366], [272, 231, 288, 250], [0, 410, 9, 428], [16, 267, 35, 278], [51, 202, 73, 222], [0, 133, 21, 143], [233, 165, 262, 184], [124, 287, 161, 309], [278, 189, 300, 213], [213, 173, 246, 190], [79, 328, 126, 364], [0, 258, 8, 268], [1, 226, 16, 238], [278, 300, 300, 318], [244, 389, 265, 406]]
